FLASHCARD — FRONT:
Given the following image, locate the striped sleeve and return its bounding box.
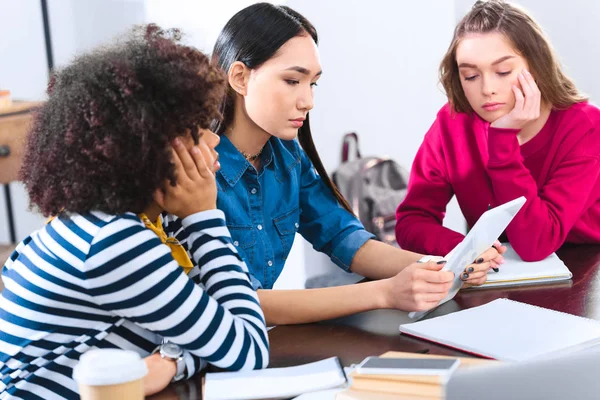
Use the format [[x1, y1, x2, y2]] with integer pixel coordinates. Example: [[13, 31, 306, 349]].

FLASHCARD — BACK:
[[84, 210, 269, 374]]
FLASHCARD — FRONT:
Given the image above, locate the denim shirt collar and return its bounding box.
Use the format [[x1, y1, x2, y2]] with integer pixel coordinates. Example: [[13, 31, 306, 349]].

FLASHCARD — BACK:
[[217, 134, 300, 187]]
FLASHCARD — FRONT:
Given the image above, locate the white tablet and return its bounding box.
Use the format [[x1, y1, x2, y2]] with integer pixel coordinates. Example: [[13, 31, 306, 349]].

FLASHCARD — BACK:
[[408, 196, 526, 320]]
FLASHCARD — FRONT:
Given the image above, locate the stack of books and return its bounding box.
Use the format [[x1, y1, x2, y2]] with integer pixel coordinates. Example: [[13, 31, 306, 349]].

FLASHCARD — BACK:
[[336, 351, 497, 400]]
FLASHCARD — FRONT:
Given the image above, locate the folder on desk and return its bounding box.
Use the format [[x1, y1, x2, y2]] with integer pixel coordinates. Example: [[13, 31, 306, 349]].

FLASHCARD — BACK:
[[400, 298, 600, 362]]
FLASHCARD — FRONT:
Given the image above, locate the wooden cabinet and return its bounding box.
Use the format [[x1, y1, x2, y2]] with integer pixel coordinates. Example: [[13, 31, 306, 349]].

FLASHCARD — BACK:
[[0, 101, 41, 184], [0, 101, 42, 244]]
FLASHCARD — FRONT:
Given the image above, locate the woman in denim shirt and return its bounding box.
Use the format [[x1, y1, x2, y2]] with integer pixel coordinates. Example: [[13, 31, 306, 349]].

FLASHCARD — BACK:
[[181, 3, 502, 325]]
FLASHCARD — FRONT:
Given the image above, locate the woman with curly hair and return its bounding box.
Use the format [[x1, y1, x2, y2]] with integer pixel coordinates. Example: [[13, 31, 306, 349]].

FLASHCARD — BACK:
[[0, 25, 268, 399]]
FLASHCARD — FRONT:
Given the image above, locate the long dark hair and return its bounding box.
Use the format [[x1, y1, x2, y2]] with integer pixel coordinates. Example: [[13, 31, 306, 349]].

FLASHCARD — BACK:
[[212, 3, 352, 213]]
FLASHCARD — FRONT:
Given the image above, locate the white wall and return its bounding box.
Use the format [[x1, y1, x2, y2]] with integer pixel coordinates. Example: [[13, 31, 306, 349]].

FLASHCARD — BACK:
[[49, 0, 146, 68], [288, 0, 456, 173], [0, 0, 49, 243], [0, 0, 48, 100], [145, 0, 264, 53], [0, 0, 147, 244]]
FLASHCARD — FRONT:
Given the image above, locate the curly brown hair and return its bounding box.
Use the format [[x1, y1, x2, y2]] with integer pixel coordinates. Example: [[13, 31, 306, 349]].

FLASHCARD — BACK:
[[20, 24, 226, 216]]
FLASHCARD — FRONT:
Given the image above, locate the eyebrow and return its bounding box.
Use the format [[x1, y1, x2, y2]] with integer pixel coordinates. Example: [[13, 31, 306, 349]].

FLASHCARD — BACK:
[[285, 66, 323, 77], [458, 55, 516, 69]]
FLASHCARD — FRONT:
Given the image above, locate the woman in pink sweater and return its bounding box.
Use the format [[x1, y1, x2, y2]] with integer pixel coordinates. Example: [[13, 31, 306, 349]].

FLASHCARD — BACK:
[[396, 0, 600, 262]]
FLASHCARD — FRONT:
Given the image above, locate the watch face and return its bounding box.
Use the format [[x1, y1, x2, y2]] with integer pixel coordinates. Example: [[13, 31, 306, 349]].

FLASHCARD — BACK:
[[162, 342, 183, 358]]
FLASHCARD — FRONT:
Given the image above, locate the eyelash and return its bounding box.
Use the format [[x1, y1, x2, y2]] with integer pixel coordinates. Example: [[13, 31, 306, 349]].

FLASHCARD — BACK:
[[285, 80, 318, 87], [464, 71, 512, 81]]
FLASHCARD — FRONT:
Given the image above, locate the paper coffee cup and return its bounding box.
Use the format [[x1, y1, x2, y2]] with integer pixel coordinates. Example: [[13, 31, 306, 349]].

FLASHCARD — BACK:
[[73, 349, 148, 400]]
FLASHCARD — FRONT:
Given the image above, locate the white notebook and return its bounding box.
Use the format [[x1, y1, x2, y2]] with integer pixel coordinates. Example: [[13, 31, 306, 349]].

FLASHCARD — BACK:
[[399, 298, 600, 362], [204, 357, 347, 400], [472, 244, 572, 288]]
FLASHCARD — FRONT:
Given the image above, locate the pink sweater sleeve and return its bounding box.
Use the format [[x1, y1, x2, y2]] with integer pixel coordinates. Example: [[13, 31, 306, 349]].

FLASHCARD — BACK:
[[487, 126, 600, 261], [396, 118, 465, 256]]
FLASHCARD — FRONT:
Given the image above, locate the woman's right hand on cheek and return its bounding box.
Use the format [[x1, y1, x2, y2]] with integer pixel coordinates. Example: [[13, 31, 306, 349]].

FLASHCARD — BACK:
[[153, 138, 217, 219], [490, 68, 541, 130], [383, 262, 454, 312]]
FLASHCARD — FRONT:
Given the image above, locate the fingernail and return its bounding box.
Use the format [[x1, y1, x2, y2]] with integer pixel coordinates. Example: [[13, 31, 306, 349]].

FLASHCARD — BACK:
[[524, 68, 530, 75], [173, 138, 181, 147], [492, 267, 500, 273], [191, 146, 200, 154], [467, 267, 474, 273], [476, 257, 484, 264], [461, 273, 469, 280], [436, 260, 447, 265]]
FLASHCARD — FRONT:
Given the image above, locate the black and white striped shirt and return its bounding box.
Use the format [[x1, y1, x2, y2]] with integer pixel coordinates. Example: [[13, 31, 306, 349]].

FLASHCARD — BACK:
[[0, 209, 269, 399]]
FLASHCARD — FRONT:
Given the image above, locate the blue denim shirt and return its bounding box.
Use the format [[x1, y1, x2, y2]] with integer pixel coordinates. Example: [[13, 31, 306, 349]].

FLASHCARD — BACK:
[[215, 134, 375, 289]]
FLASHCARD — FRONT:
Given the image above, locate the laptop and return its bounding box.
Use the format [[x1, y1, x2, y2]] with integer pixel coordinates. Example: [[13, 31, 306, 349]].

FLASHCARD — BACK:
[[446, 349, 600, 400]]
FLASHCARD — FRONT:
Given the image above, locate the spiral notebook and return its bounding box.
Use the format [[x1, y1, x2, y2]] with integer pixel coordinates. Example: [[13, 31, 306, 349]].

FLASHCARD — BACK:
[[399, 299, 600, 362], [472, 244, 572, 289]]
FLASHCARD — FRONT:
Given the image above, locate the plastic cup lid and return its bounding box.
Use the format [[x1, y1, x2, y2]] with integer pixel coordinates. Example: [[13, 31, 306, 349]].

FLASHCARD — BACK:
[[73, 349, 148, 386]]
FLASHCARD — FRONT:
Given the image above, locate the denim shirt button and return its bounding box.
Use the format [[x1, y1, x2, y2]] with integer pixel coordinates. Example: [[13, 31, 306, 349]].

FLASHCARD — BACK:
[[267, 260, 273, 267], [257, 224, 263, 230], [233, 241, 239, 246], [294, 222, 299, 229], [250, 188, 257, 195]]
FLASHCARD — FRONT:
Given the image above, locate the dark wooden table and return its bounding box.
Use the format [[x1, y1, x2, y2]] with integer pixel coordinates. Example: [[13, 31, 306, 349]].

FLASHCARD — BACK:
[[150, 243, 600, 399]]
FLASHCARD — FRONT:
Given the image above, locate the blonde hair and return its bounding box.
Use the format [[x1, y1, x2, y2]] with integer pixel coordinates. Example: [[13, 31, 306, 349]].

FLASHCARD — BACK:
[[440, 0, 587, 113]]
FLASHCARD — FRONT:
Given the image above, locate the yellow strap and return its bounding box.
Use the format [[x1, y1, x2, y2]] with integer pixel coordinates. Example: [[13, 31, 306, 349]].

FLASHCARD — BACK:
[[138, 213, 194, 275]]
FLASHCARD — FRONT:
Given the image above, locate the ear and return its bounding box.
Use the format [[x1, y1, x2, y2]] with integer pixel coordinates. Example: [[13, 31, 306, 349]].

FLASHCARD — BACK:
[[153, 187, 166, 209], [228, 61, 250, 96]]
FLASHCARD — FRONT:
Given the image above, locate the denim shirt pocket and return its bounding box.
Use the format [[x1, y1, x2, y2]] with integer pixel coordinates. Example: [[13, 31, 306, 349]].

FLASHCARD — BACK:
[[226, 224, 256, 267], [273, 206, 300, 261]]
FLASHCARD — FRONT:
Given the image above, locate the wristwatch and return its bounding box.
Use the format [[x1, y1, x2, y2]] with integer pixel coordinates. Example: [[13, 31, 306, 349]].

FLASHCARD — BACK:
[[154, 341, 186, 382]]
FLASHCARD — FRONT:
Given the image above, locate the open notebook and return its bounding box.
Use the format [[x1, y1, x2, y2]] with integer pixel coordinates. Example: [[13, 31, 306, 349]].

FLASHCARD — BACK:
[[472, 244, 572, 288], [204, 357, 347, 400], [399, 298, 600, 362]]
